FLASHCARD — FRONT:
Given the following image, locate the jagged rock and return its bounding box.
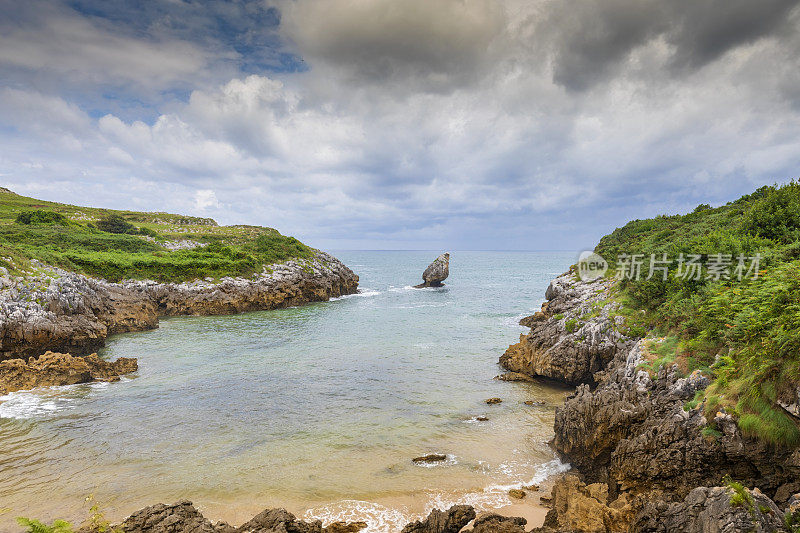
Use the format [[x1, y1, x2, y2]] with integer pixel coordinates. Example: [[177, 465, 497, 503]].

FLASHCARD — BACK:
[[500, 273, 632, 386], [0, 350, 137, 394], [540, 474, 634, 533], [237, 508, 322, 532], [412, 454, 447, 464], [414, 253, 449, 288], [400, 505, 476, 533], [631, 485, 786, 532], [472, 513, 527, 533], [323, 522, 367, 533], [0, 252, 358, 360], [118, 500, 226, 533]]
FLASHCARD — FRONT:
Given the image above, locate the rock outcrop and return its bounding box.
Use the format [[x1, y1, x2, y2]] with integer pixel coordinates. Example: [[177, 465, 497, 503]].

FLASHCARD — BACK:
[[414, 253, 449, 288], [113, 503, 493, 533], [400, 505, 475, 533], [0, 350, 137, 395], [0, 251, 358, 361], [505, 271, 800, 532]]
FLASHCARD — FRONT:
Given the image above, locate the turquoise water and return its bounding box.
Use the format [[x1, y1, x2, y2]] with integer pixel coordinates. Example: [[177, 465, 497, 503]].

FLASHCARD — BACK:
[[0, 251, 574, 531]]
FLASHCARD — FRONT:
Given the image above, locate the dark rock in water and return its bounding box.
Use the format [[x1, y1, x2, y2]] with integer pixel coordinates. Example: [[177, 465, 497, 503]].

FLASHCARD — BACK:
[[523, 400, 545, 407], [476, 416, 489, 421], [413, 453, 448, 464], [472, 513, 526, 533], [414, 253, 449, 288], [485, 397, 502, 404], [401, 505, 476, 533], [508, 489, 526, 499], [237, 508, 323, 533]]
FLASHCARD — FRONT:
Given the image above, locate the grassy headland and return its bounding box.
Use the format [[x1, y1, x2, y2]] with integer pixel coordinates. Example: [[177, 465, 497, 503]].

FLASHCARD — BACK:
[[595, 181, 800, 446], [0, 188, 313, 282]]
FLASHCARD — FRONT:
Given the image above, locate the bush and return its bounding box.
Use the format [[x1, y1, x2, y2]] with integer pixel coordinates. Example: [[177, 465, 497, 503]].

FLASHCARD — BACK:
[[95, 214, 136, 234], [15, 210, 68, 225]]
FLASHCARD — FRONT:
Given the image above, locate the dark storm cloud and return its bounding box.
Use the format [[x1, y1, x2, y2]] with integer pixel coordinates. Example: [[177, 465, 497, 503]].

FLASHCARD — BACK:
[[542, 0, 800, 91]]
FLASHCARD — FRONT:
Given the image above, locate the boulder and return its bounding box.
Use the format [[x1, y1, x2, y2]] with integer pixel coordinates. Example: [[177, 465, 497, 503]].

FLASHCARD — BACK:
[[631, 485, 786, 533], [472, 514, 527, 533], [0, 350, 137, 394], [118, 500, 226, 533], [540, 474, 634, 533], [400, 505, 476, 533], [415, 253, 449, 288]]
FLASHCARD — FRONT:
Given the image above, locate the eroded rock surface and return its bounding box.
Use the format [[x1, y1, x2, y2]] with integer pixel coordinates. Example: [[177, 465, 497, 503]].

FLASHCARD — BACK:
[[0, 251, 358, 360], [415, 253, 449, 288], [0, 350, 137, 394], [504, 272, 800, 532], [400, 505, 475, 533]]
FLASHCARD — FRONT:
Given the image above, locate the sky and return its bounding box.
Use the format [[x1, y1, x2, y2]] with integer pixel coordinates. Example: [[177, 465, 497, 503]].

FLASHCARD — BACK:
[[1, 0, 799, 251]]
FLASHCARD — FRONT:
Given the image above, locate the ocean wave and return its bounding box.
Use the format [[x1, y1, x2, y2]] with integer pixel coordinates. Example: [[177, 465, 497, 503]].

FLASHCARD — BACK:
[[387, 285, 446, 293], [0, 390, 74, 420], [0, 380, 117, 420], [329, 289, 382, 301], [487, 458, 571, 492], [303, 500, 412, 533], [503, 313, 532, 329]]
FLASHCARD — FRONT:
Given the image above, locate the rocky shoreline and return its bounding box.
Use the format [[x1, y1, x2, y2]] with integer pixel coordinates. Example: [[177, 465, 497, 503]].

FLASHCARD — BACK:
[[502, 271, 800, 532], [0, 250, 359, 361]]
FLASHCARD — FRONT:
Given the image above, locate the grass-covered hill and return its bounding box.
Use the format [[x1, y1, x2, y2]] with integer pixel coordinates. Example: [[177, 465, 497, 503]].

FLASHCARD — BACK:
[[595, 181, 800, 446], [0, 188, 313, 282]]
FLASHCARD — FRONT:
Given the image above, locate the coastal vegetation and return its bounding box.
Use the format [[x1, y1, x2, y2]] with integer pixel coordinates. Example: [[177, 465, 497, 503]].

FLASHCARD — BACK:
[[596, 181, 800, 445], [0, 189, 313, 282]]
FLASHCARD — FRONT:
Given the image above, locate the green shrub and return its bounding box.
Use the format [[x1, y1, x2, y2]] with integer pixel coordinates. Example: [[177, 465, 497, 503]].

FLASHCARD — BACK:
[[16, 517, 74, 533], [95, 214, 136, 234], [15, 211, 68, 225]]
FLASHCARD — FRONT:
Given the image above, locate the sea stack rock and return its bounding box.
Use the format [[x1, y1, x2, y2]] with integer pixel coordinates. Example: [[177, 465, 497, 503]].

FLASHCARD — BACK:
[[415, 253, 449, 288]]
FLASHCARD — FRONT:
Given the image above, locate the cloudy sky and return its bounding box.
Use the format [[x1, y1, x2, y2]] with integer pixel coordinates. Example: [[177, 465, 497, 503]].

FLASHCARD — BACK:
[[1, 0, 799, 251]]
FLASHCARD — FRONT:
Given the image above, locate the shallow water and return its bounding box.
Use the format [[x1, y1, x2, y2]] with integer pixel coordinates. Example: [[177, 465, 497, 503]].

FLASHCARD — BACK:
[[0, 251, 575, 531]]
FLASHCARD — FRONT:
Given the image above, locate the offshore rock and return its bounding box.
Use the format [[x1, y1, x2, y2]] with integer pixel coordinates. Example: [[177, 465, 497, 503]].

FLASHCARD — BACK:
[[0, 350, 137, 394], [0, 251, 358, 361], [415, 253, 449, 288], [400, 505, 476, 533]]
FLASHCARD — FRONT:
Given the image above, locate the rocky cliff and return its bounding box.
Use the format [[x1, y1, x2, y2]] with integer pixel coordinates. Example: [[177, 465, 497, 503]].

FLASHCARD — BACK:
[[504, 271, 800, 532], [0, 251, 358, 360]]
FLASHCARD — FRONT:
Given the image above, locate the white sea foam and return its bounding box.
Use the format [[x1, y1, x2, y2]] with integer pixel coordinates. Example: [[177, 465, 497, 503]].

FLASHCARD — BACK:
[[329, 289, 382, 301], [488, 458, 572, 492], [503, 313, 532, 330], [303, 500, 412, 533], [0, 390, 74, 420]]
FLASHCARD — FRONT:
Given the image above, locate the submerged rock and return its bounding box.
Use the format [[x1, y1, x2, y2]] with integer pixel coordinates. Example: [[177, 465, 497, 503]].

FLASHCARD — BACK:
[[485, 397, 502, 404], [414, 253, 449, 288], [400, 505, 476, 533], [508, 489, 526, 499], [0, 350, 137, 394], [413, 453, 448, 464]]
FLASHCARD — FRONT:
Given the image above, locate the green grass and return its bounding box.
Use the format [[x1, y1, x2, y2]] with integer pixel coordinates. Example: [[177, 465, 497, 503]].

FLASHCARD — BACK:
[[0, 189, 314, 282], [595, 181, 800, 446]]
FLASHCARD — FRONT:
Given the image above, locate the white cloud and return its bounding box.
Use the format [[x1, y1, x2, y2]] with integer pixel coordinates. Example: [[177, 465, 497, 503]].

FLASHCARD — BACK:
[[194, 189, 221, 211]]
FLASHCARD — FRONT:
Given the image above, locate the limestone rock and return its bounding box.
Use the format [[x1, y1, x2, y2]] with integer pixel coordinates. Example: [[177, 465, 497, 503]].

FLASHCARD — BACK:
[[486, 397, 502, 404], [118, 500, 224, 533], [500, 272, 633, 386], [472, 514, 527, 533], [237, 508, 322, 533], [508, 489, 526, 499], [540, 474, 634, 533], [631, 485, 786, 533], [400, 505, 476, 533], [415, 253, 449, 288], [0, 350, 137, 394], [0, 251, 358, 361]]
